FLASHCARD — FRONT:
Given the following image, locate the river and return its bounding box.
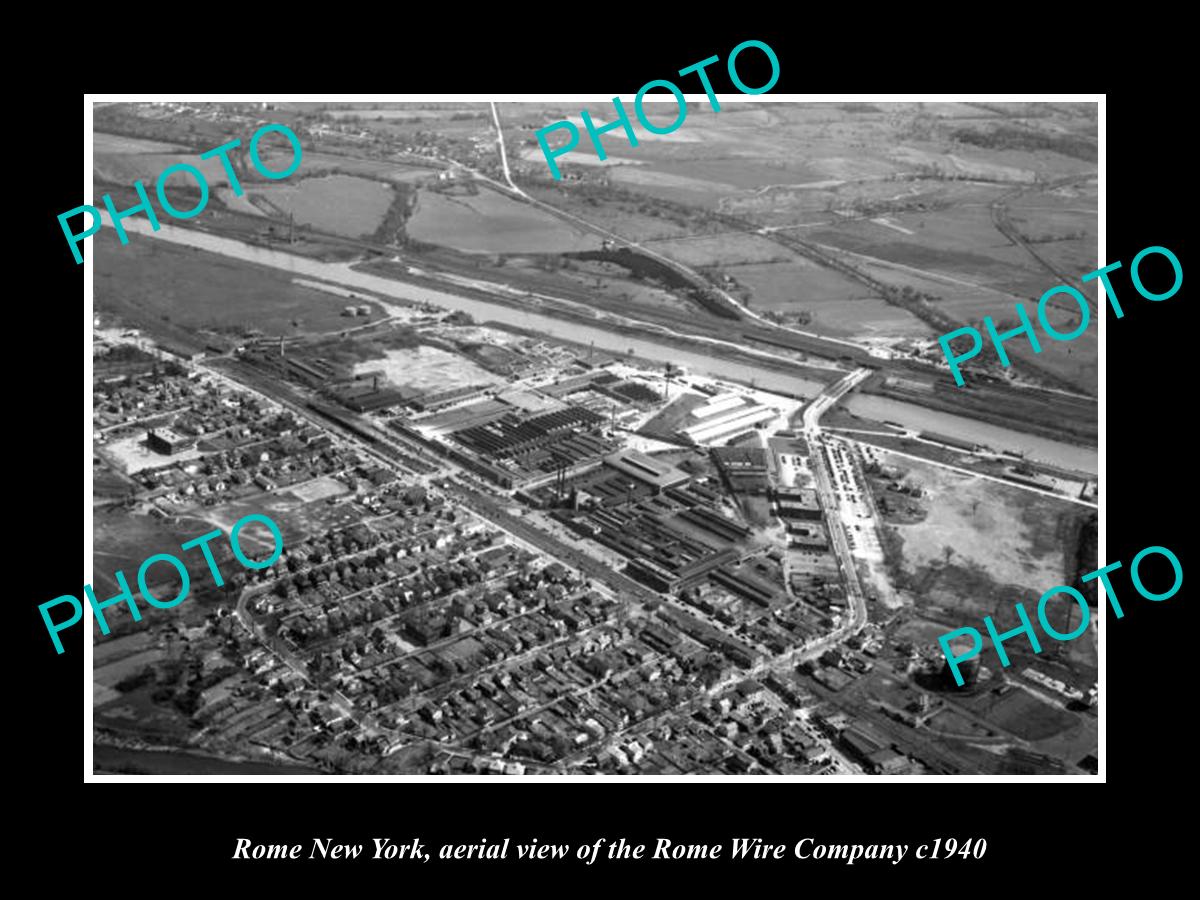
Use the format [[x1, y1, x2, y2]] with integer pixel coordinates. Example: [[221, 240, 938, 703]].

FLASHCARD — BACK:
[[93, 743, 325, 775], [117, 220, 1097, 475], [843, 394, 1097, 474]]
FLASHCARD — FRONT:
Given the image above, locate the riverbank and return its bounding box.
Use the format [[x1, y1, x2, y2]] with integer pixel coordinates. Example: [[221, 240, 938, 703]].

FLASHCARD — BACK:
[[115, 218, 1098, 475]]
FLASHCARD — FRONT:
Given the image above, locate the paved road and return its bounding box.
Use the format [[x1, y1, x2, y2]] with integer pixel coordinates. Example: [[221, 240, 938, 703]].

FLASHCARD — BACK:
[[489, 101, 524, 196], [799, 369, 874, 653]]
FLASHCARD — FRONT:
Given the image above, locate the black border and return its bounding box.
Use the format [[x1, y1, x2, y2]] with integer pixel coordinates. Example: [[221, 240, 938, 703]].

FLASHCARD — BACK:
[[22, 28, 1192, 887]]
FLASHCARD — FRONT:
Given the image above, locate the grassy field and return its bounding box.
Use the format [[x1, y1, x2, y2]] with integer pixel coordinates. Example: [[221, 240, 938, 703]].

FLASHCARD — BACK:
[[92, 506, 206, 597], [94, 229, 378, 341], [735, 263, 931, 337], [808, 211, 1051, 297], [275, 149, 437, 184], [970, 687, 1078, 741], [247, 174, 395, 238], [95, 133, 189, 154], [523, 182, 712, 242], [94, 128, 270, 193], [644, 233, 792, 268], [95, 686, 192, 740], [408, 186, 601, 253]]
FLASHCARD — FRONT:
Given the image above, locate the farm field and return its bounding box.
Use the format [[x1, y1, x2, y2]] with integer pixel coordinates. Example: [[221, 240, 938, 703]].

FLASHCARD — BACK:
[[327, 107, 486, 120], [247, 174, 395, 238], [643, 232, 792, 268], [407, 186, 602, 253], [808, 213, 1048, 294], [732, 258, 886, 307], [606, 166, 744, 206], [1004, 182, 1100, 278], [95, 147, 241, 191], [275, 149, 438, 184], [94, 133, 189, 154]]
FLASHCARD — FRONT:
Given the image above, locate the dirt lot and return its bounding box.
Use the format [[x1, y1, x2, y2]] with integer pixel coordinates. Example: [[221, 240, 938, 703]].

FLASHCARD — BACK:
[[878, 450, 1093, 623], [355, 345, 501, 392]]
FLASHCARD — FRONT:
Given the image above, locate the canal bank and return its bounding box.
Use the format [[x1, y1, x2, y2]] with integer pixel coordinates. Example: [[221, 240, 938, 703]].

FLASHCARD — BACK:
[[116, 220, 1097, 475]]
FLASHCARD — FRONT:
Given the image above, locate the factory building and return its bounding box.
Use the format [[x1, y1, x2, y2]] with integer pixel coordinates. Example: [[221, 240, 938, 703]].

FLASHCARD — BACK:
[[681, 399, 777, 445], [602, 449, 689, 491], [147, 427, 194, 455], [776, 488, 822, 521]]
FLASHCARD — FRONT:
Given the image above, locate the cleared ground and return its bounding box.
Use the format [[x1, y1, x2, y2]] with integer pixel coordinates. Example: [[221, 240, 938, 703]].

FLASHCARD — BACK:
[[286, 476, 351, 503], [353, 345, 501, 392], [877, 449, 1093, 622]]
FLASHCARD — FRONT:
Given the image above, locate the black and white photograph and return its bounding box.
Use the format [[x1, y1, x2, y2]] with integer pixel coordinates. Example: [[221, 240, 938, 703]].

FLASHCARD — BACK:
[[82, 96, 1103, 778]]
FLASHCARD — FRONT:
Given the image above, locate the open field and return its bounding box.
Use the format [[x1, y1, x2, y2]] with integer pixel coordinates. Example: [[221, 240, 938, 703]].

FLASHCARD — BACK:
[[95, 687, 192, 740], [408, 187, 602, 253], [522, 183, 714, 242], [95, 133, 189, 154], [96, 148, 242, 191], [735, 264, 931, 337], [95, 648, 167, 689], [93, 461, 137, 501], [277, 149, 438, 183], [92, 506, 212, 598], [969, 687, 1078, 741], [93, 128, 307, 195], [94, 229, 379, 343], [813, 213, 1038, 282], [645, 233, 792, 268], [247, 174, 395, 238]]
